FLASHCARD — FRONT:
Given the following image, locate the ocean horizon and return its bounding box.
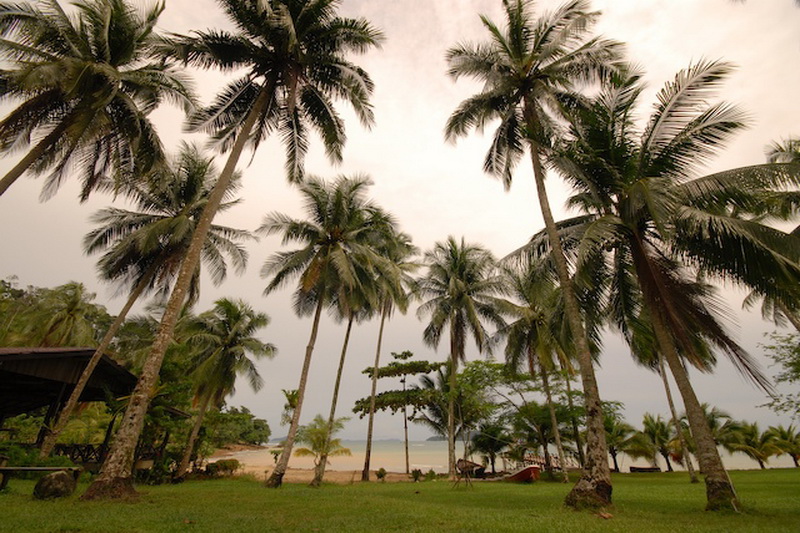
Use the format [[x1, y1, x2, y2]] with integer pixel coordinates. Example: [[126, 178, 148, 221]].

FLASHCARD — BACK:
[[219, 439, 797, 474]]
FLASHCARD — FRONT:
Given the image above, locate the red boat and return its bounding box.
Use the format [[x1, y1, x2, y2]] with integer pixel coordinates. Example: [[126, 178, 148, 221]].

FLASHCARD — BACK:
[[502, 465, 541, 483]]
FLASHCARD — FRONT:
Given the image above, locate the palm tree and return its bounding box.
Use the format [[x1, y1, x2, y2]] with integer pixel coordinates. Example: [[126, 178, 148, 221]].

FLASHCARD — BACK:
[[603, 411, 636, 473], [294, 415, 352, 472], [38, 143, 252, 458], [729, 423, 780, 470], [260, 175, 399, 488], [543, 61, 800, 509], [176, 298, 275, 478], [27, 282, 104, 346], [640, 414, 675, 472], [0, 0, 195, 199], [496, 263, 569, 482], [767, 425, 800, 467], [83, 0, 381, 500], [416, 236, 505, 478], [444, 0, 622, 507], [471, 422, 509, 475], [362, 231, 418, 481]]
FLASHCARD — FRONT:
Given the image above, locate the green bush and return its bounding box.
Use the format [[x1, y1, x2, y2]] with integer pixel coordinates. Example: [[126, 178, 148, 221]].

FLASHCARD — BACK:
[[424, 469, 437, 481], [410, 469, 423, 482], [376, 467, 387, 482], [206, 459, 240, 477]]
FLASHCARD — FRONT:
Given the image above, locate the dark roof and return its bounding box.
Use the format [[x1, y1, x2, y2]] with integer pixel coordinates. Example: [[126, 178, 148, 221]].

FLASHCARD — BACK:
[[0, 347, 138, 418]]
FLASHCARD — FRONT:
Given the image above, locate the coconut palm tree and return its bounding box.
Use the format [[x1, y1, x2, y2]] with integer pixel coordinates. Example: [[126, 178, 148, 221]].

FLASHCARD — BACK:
[[260, 175, 399, 488], [767, 425, 800, 467], [640, 414, 675, 472], [603, 411, 636, 473], [294, 415, 351, 471], [0, 0, 195, 199], [176, 298, 275, 478], [362, 231, 418, 481], [729, 423, 780, 470], [471, 422, 509, 475], [83, 0, 381, 500], [416, 236, 506, 478], [543, 61, 800, 509], [495, 263, 570, 482], [444, 0, 622, 507], [38, 143, 252, 458], [26, 281, 106, 347]]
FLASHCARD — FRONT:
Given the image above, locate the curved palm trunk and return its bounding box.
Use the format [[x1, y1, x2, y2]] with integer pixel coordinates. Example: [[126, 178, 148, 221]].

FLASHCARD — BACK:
[[524, 124, 610, 506], [312, 314, 354, 487], [649, 309, 739, 510], [540, 362, 569, 483], [267, 296, 326, 488], [362, 302, 389, 481], [610, 450, 620, 473], [39, 265, 158, 458], [176, 394, 212, 478], [658, 354, 699, 483], [0, 117, 72, 197], [82, 89, 272, 500], [402, 381, 410, 475]]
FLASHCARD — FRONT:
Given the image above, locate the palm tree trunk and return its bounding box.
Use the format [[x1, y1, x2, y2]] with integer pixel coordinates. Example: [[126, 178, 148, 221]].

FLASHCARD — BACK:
[[266, 295, 326, 488], [658, 353, 699, 483], [649, 308, 739, 511], [560, 361, 585, 468], [81, 88, 273, 501], [312, 314, 354, 487], [176, 394, 212, 478], [610, 450, 620, 473], [447, 330, 458, 480], [524, 124, 610, 507], [540, 361, 569, 483], [39, 265, 158, 458], [0, 118, 71, 197], [402, 380, 410, 475], [362, 302, 389, 481]]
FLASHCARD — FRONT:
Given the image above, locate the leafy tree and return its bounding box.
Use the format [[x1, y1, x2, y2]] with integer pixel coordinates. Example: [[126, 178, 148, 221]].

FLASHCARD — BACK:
[[203, 407, 271, 448], [355, 351, 441, 475], [39, 143, 252, 458], [444, 0, 622, 507], [0, 0, 195, 198], [762, 333, 800, 419], [84, 0, 381, 500], [416, 236, 505, 477], [176, 298, 275, 478], [260, 175, 399, 488]]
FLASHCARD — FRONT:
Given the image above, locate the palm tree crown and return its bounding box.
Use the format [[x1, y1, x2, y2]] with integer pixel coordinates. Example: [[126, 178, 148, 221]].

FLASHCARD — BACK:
[[0, 0, 195, 199], [161, 0, 383, 182]]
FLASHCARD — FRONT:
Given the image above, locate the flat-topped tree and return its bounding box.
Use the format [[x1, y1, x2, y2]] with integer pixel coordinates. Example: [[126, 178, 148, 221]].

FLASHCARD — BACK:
[[355, 351, 443, 475], [82, 0, 382, 500], [444, 0, 622, 507], [0, 0, 195, 199]]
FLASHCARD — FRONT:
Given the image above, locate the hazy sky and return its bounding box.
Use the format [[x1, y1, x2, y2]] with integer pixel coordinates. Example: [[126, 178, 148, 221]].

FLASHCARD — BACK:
[[1, 0, 799, 442]]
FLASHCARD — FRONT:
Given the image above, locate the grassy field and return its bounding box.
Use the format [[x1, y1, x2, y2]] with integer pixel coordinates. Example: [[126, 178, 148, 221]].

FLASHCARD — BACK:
[[1, 469, 799, 532]]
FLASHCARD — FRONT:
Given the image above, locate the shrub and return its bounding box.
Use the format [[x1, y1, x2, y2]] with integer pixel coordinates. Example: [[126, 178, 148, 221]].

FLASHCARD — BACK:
[[206, 459, 240, 477], [410, 469, 423, 482], [424, 469, 437, 481], [376, 467, 387, 482]]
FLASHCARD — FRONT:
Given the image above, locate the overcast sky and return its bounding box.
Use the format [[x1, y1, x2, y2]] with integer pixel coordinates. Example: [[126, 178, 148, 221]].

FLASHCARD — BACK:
[[1, 0, 799, 442]]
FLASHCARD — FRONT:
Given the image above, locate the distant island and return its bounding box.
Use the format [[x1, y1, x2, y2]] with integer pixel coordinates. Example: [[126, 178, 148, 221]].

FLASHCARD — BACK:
[[426, 436, 446, 442]]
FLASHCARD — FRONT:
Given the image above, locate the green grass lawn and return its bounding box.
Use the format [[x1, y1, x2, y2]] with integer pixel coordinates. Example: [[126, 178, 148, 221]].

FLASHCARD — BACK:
[[1, 469, 799, 532]]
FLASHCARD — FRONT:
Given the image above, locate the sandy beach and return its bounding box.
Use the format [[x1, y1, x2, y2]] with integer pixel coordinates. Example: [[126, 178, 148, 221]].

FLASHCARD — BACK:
[[210, 444, 414, 484]]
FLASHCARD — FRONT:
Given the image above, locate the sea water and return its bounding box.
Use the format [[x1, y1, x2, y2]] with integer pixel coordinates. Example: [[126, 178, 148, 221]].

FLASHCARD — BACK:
[[218, 439, 796, 473]]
